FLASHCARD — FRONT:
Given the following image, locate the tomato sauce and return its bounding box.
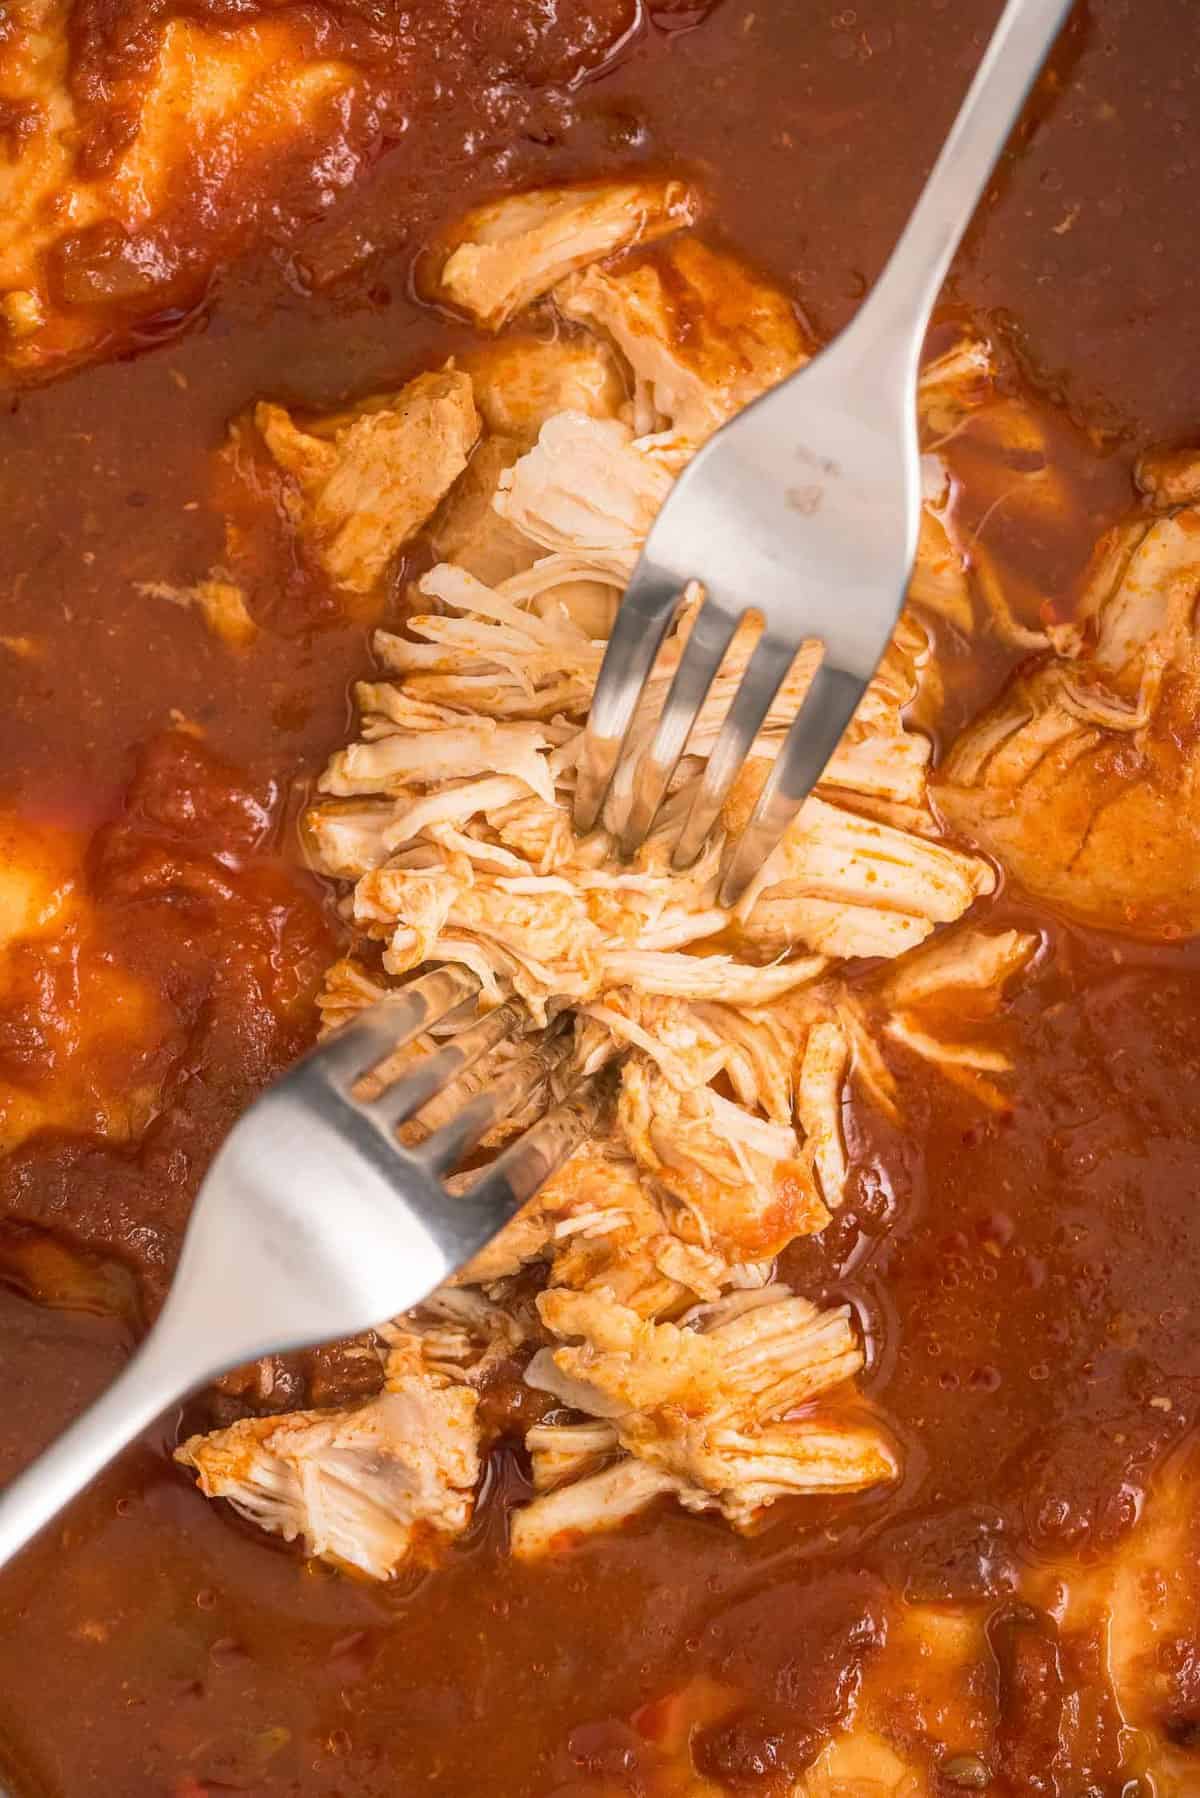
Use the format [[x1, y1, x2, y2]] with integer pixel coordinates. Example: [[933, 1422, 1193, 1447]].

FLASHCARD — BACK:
[[2, 1, 1200, 1793]]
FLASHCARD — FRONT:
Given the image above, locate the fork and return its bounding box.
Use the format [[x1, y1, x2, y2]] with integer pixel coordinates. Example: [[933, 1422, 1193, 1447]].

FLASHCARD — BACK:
[[574, 0, 1074, 903], [0, 967, 599, 1569]]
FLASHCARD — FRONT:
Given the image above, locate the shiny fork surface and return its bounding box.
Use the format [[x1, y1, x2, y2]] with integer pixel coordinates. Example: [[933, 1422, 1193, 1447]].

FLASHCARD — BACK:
[[0, 968, 597, 1570], [576, 0, 1073, 903]]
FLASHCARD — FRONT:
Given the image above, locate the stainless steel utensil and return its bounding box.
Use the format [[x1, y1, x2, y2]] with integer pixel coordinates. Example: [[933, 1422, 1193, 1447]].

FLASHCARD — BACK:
[[574, 0, 1074, 903], [0, 967, 595, 1568]]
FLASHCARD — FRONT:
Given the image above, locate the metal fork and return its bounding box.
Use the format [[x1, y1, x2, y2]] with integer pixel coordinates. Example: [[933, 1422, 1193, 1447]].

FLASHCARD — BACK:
[[0, 968, 596, 1569], [574, 0, 1073, 903]]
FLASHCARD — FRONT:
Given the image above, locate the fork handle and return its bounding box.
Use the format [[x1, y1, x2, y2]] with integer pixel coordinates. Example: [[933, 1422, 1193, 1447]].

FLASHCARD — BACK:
[[855, 0, 1073, 351], [0, 1308, 188, 1570]]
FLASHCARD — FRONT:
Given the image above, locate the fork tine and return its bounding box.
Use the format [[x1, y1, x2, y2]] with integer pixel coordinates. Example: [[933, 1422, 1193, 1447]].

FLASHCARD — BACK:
[[718, 662, 865, 906], [573, 575, 682, 834], [461, 1072, 608, 1219], [612, 598, 741, 858], [671, 631, 797, 871], [416, 1025, 574, 1176], [352, 1000, 523, 1131], [317, 965, 481, 1084]]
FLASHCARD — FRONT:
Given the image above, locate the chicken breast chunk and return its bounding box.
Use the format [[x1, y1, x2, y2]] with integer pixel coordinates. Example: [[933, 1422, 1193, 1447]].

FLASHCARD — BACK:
[[256, 368, 480, 593], [174, 1304, 529, 1575], [433, 178, 697, 330], [938, 507, 1200, 938], [0, 2, 355, 375], [556, 235, 808, 442]]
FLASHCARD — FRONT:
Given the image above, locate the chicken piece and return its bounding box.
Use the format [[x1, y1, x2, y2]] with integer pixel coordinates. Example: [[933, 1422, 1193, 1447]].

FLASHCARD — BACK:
[[532, 1283, 862, 1422], [594, 987, 854, 1218], [373, 558, 608, 720], [136, 574, 257, 648], [1136, 444, 1200, 511], [511, 1287, 895, 1552], [460, 1143, 641, 1291], [322, 716, 556, 802], [256, 368, 479, 594], [598, 950, 825, 1005], [387, 1286, 531, 1380], [494, 410, 674, 577], [314, 955, 393, 1030], [938, 508, 1200, 939], [351, 853, 744, 1018], [1090, 1452, 1200, 1788], [526, 1419, 622, 1493], [796, 1016, 851, 1210], [176, 1328, 484, 1579], [433, 177, 696, 330], [739, 795, 995, 963], [460, 335, 627, 445], [462, 1139, 759, 1312], [617, 1058, 829, 1259], [0, 2, 356, 375], [425, 436, 538, 588], [587, 991, 788, 1119], [0, 813, 77, 952], [426, 338, 629, 587], [916, 333, 1100, 652], [869, 925, 1040, 1110], [1087, 513, 1199, 690], [881, 925, 1039, 1013], [0, 812, 170, 1150], [303, 803, 395, 882], [555, 235, 807, 443], [804, 1447, 1200, 1797], [510, 1453, 684, 1554], [0, 290, 44, 339], [2, 0, 643, 377], [799, 1732, 933, 1797]]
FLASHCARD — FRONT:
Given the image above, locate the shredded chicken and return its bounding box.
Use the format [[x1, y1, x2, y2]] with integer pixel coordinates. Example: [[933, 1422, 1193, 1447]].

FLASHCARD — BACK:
[[512, 1286, 895, 1553], [179, 187, 1048, 1576]]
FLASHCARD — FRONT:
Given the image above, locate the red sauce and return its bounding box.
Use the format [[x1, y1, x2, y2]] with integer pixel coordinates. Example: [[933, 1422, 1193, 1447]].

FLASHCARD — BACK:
[[1, 2, 1200, 1794]]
